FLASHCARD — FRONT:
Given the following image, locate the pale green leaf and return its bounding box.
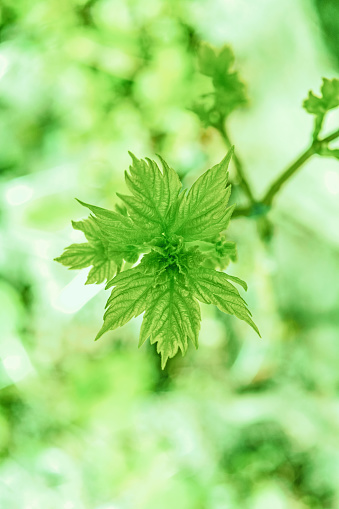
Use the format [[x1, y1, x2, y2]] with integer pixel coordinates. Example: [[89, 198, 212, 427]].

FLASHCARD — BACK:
[[212, 45, 235, 88], [321, 78, 339, 109], [193, 44, 247, 125], [303, 78, 339, 115], [198, 43, 217, 77]]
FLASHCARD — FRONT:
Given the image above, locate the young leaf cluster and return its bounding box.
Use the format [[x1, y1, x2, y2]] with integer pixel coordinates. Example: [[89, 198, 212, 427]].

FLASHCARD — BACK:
[[56, 149, 260, 368], [303, 78, 339, 142], [192, 43, 247, 128]]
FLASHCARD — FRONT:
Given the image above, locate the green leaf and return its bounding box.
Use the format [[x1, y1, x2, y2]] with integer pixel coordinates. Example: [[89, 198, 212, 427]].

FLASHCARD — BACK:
[[170, 148, 235, 241], [55, 242, 120, 285], [198, 43, 217, 77], [76, 199, 151, 245], [214, 78, 247, 115], [139, 274, 201, 369], [193, 43, 247, 126], [55, 242, 99, 270], [117, 152, 182, 233], [55, 216, 123, 284], [190, 96, 221, 128], [95, 268, 156, 340], [212, 46, 235, 88], [195, 235, 237, 270], [186, 266, 260, 336], [303, 92, 323, 115], [303, 78, 339, 115], [321, 78, 339, 109]]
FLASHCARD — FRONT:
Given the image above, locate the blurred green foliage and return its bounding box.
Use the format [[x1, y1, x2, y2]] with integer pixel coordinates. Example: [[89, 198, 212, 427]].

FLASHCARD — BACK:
[[1, 0, 339, 508]]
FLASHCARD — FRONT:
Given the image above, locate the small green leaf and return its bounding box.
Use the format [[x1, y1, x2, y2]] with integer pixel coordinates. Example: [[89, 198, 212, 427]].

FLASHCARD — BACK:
[[196, 236, 237, 270], [303, 92, 323, 115], [212, 46, 235, 88], [198, 43, 217, 77], [214, 78, 247, 115], [193, 43, 247, 126], [303, 78, 339, 115], [321, 78, 339, 109], [190, 96, 220, 128]]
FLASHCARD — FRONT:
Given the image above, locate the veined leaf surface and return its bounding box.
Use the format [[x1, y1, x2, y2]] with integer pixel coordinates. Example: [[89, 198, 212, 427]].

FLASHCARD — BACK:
[[139, 274, 201, 369]]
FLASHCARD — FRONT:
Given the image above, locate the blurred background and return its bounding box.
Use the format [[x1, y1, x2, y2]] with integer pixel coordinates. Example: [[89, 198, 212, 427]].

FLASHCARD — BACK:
[[1, 0, 339, 508]]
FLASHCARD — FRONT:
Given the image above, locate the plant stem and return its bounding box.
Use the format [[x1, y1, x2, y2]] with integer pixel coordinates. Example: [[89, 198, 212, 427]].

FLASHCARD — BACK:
[[232, 206, 252, 218], [261, 127, 339, 207], [322, 128, 339, 144], [261, 146, 315, 206], [215, 120, 256, 204], [214, 121, 339, 218]]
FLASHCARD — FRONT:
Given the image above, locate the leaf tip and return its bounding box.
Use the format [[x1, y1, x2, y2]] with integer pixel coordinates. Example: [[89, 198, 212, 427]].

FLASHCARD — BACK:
[[75, 198, 89, 209], [94, 328, 104, 341], [218, 146, 234, 174], [128, 151, 139, 164], [251, 321, 261, 338], [155, 153, 165, 163], [161, 354, 169, 370]]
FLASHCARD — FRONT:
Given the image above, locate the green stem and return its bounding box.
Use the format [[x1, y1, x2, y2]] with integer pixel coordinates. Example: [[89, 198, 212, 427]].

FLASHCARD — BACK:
[[215, 121, 339, 218], [322, 128, 339, 144], [232, 206, 252, 218], [261, 146, 315, 206], [215, 120, 256, 204], [261, 127, 339, 207]]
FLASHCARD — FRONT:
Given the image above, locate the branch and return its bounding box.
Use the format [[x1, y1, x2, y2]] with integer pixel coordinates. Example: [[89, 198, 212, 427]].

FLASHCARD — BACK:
[[232, 206, 252, 218], [214, 118, 339, 218], [215, 120, 256, 204], [322, 128, 339, 144], [261, 146, 315, 206], [262, 127, 339, 207]]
